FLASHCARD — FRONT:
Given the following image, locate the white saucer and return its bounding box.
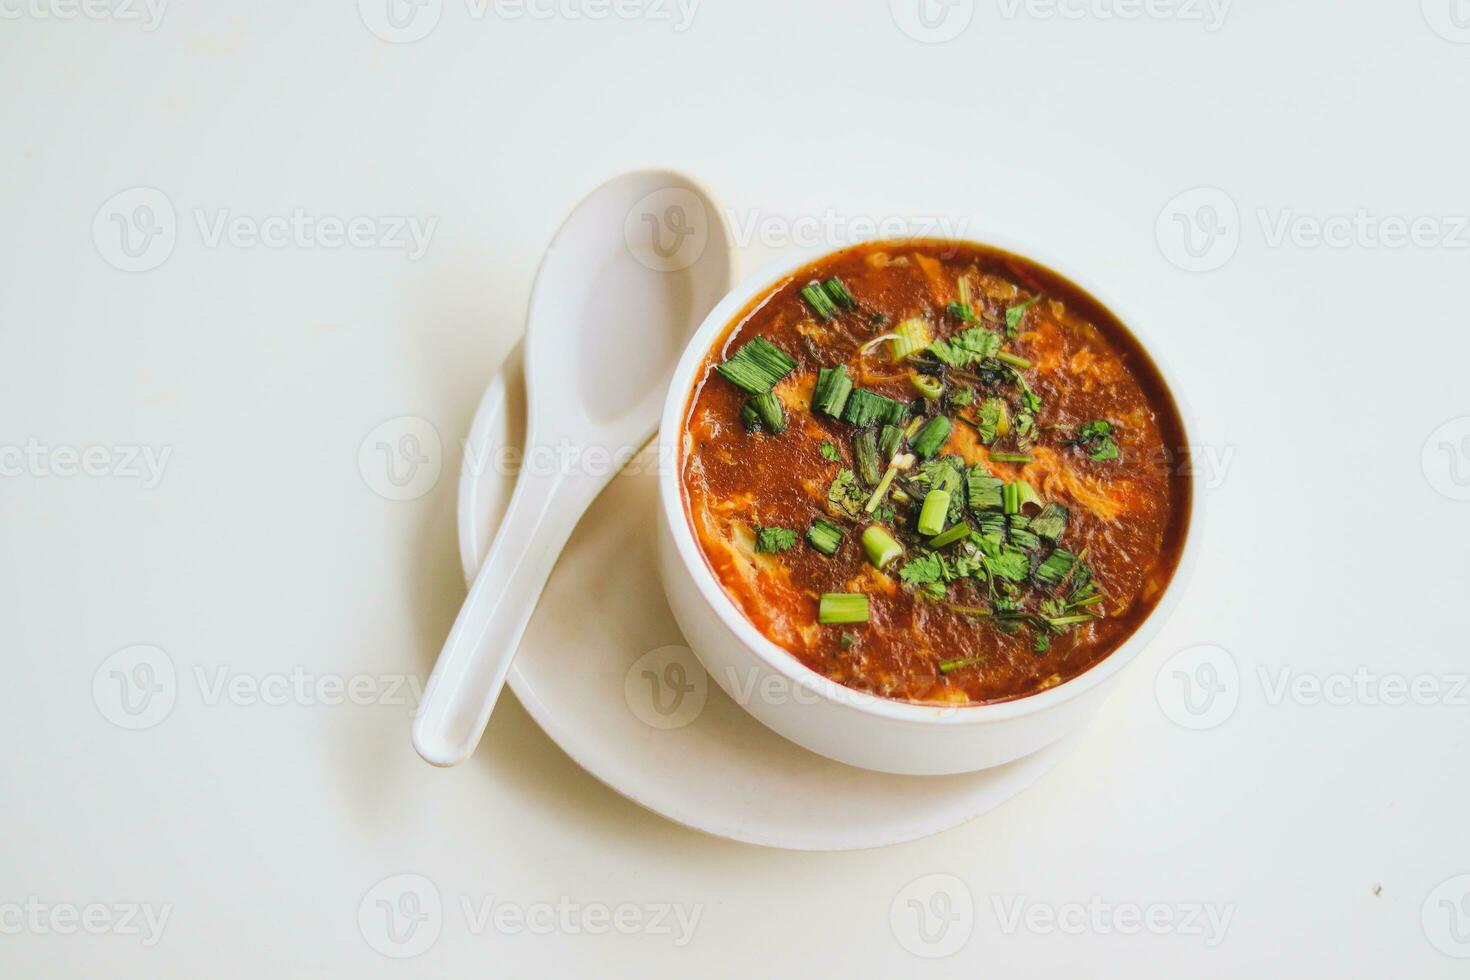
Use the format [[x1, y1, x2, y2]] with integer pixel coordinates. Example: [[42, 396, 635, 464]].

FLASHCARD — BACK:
[[457, 344, 1078, 850]]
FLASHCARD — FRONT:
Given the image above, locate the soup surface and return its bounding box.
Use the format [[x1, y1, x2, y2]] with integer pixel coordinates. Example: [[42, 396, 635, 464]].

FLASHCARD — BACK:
[[679, 240, 1190, 706]]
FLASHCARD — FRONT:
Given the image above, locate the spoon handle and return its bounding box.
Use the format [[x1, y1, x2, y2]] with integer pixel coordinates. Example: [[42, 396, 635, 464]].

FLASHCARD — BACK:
[[413, 465, 588, 766]]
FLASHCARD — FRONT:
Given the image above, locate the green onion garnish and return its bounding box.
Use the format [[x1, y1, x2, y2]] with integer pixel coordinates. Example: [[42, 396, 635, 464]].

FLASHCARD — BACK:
[[877, 423, 903, 461], [864, 452, 914, 513], [909, 371, 944, 400], [841, 389, 909, 427], [994, 351, 1032, 370], [811, 365, 853, 418], [1002, 482, 1044, 515], [806, 518, 843, 556], [823, 277, 856, 310], [928, 522, 972, 549], [939, 655, 985, 674], [989, 451, 1033, 464], [818, 592, 869, 624], [739, 402, 760, 432], [854, 428, 880, 487], [1031, 502, 1069, 543], [909, 415, 952, 459], [1007, 518, 1042, 552], [889, 318, 931, 361], [966, 468, 1004, 511], [801, 282, 838, 320], [716, 337, 796, 394], [1034, 548, 1081, 592], [917, 489, 950, 537], [746, 390, 786, 433], [861, 525, 903, 569]]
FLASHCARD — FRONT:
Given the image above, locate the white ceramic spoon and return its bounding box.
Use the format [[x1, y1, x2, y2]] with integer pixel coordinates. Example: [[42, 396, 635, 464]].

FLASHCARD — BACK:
[[413, 169, 737, 767]]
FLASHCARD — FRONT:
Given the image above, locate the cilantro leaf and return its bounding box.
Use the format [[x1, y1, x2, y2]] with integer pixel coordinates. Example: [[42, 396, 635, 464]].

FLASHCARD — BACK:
[[899, 552, 947, 587], [820, 440, 842, 462], [754, 525, 797, 553], [1004, 295, 1042, 337]]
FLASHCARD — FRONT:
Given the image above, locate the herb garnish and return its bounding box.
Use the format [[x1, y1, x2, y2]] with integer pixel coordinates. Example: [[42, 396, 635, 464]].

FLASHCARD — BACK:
[[754, 525, 798, 553]]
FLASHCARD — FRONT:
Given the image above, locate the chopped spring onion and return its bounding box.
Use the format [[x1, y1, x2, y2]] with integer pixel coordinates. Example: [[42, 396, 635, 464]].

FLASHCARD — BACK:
[[746, 390, 786, 433], [889, 318, 932, 361], [864, 452, 914, 514], [854, 428, 880, 487], [973, 511, 1006, 538], [917, 489, 951, 537], [716, 337, 796, 393], [739, 401, 760, 432], [861, 526, 903, 569], [909, 371, 944, 400], [800, 282, 838, 320], [957, 275, 973, 311], [995, 351, 1032, 370], [1034, 548, 1082, 592], [989, 451, 1033, 464], [878, 423, 904, 461], [1001, 481, 1041, 515], [927, 522, 972, 549], [939, 655, 986, 674], [910, 415, 953, 459], [1031, 502, 1069, 543], [1007, 516, 1042, 552], [823, 277, 856, 310], [966, 468, 1004, 511], [841, 389, 909, 427], [890, 487, 912, 505], [1014, 480, 1042, 512], [811, 365, 853, 418], [818, 592, 869, 624], [806, 518, 843, 556]]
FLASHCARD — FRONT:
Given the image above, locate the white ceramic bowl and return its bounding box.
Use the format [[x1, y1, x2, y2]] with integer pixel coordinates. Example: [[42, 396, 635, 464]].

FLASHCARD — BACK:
[[656, 236, 1198, 776]]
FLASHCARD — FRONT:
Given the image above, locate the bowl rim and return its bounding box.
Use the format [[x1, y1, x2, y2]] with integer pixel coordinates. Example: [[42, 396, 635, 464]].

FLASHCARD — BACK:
[[657, 231, 1200, 727]]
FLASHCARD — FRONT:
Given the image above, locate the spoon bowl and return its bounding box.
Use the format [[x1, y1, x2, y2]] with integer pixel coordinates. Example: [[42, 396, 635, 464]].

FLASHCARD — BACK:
[[413, 169, 737, 767]]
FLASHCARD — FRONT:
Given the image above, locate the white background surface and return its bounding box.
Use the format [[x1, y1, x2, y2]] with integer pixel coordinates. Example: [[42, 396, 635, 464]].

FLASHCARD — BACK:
[[3, 1, 1468, 976]]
